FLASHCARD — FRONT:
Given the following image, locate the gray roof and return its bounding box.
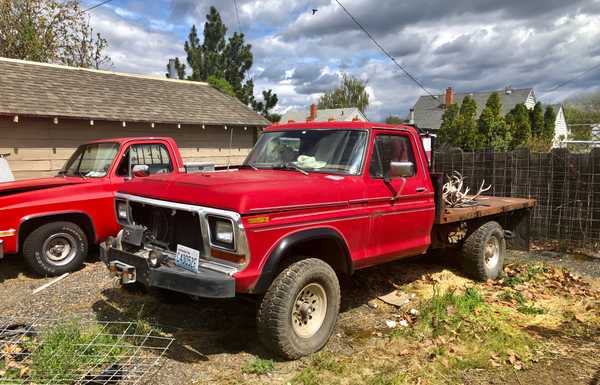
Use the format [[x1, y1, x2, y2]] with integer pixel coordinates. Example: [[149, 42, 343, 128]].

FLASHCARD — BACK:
[[281, 107, 368, 123], [0, 58, 269, 126], [412, 88, 533, 130]]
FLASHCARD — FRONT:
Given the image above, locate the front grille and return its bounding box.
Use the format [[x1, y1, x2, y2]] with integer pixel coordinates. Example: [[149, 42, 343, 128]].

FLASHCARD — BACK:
[[129, 201, 203, 252]]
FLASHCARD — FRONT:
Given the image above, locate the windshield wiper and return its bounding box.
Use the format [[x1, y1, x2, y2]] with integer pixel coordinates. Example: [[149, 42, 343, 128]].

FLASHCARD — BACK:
[[272, 162, 309, 175], [242, 162, 258, 170]]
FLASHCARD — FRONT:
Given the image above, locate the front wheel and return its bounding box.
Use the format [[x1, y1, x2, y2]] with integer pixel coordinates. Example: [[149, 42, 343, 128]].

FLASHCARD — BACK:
[[461, 221, 506, 281], [23, 221, 88, 276], [256, 258, 340, 359]]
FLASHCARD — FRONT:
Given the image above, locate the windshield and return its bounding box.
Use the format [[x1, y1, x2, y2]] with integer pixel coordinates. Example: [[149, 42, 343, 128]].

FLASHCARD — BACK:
[[244, 129, 368, 175], [60, 142, 120, 178]]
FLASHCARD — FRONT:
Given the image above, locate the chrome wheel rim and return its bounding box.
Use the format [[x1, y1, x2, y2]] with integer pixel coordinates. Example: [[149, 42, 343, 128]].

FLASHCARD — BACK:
[[292, 283, 327, 339], [42, 233, 78, 266], [484, 236, 500, 270]]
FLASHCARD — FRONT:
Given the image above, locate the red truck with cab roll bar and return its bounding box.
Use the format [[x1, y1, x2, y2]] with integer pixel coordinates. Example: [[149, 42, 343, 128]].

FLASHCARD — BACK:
[[0, 137, 187, 276], [101, 121, 535, 359]]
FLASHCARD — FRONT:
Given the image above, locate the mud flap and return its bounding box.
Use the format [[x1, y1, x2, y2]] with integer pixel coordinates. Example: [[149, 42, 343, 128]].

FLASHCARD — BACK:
[[502, 209, 530, 251]]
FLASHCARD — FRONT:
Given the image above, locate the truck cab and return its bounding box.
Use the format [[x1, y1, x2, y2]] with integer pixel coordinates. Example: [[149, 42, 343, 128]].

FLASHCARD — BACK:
[[102, 122, 534, 359], [0, 137, 185, 275]]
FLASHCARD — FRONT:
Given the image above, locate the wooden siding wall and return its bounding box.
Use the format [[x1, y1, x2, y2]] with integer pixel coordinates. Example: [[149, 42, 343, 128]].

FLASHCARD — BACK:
[[0, 116, 255, 180]]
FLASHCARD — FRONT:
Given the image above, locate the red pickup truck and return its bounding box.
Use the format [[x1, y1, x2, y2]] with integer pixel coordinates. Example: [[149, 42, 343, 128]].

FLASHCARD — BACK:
[[0, 137, 186, 276], [101, 122, 534, 359]]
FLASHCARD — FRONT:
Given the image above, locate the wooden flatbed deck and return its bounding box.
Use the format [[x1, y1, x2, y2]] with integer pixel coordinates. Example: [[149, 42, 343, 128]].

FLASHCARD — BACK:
[[436, 196, 536, 224]]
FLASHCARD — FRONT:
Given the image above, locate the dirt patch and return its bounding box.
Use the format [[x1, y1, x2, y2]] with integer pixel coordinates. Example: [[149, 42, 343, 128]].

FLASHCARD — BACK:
[[1, 250, 599, 385]]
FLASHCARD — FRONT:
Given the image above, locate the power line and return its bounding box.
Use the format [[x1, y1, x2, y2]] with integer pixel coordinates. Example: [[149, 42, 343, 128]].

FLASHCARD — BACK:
[[82, 0, 114, 12], [540, 61, 600, 98], [233, 0, 242, 33], [334, 0, 438, 100]]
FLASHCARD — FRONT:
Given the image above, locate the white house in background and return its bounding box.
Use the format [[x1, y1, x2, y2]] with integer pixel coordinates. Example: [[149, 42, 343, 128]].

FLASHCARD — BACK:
[[281, 104, 368, 123], [552, 104, 568, 145], [411, 86, 568, 147]]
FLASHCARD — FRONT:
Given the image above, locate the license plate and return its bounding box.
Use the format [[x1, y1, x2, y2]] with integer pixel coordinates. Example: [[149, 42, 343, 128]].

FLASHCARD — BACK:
[[175, 244, 200, 273]]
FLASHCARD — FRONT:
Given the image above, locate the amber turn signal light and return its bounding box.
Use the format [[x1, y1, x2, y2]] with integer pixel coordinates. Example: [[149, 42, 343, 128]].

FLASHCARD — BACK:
[[210, 248, 246, 264]]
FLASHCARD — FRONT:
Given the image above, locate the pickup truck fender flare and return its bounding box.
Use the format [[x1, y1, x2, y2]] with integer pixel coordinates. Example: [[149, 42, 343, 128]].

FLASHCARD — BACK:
[[251, 227, 353, 294], [17, 210, 97, 252]]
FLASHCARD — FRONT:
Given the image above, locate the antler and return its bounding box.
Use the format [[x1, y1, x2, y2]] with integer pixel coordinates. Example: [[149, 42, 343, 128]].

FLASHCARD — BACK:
[[442, 172, 491, 208]]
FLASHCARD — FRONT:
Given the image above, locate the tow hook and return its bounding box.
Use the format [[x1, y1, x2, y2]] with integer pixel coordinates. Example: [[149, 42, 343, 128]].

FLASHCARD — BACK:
[[108, 261, 137, 284]]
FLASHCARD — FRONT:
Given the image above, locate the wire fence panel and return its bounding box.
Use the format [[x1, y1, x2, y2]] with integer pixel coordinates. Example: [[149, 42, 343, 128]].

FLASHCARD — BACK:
[[433, 148, 600, 248], [0, 317, 174, 385]]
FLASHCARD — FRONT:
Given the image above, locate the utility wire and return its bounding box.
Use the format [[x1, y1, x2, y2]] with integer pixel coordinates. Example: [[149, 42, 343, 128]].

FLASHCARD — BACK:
[[539, 61, 600, 98], [233, 0, 242, 34], [334, 0, 438, 100], [82, 0, 114, 12]]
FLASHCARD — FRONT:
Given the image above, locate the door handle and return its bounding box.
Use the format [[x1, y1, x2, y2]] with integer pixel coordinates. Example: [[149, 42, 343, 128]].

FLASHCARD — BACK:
[[416, 187, 427, 192]]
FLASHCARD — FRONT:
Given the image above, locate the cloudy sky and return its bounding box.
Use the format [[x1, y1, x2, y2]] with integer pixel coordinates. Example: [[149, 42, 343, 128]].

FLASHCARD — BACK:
[[83, 0, 600, 120]]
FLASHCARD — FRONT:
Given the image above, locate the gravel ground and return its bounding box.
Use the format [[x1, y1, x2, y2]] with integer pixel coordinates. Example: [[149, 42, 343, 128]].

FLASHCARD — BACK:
[[1, 248, 599, 384]]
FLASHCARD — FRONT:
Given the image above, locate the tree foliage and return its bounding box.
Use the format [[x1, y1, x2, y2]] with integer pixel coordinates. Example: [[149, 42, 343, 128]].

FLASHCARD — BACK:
[[385, 115, 406, 124], [478, 92, 511, 150], [506, 103, 531, 148], [167, 6, 275, 111], [318, 73, 369, 114], [542, 105, 556, 142], [530, 102, 545, 137], [457, 95, 481, 150], [207, 75, 236, 97], [0, 0, 110, 68], [252, 89, 279, 122], [437, 103, 460, 148]]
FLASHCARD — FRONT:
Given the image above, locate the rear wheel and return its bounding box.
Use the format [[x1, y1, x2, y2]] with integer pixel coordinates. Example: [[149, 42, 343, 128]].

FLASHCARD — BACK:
[[23, 221, 88, 276], [461, 221, 505, 281], [256, 258, 340, 359]]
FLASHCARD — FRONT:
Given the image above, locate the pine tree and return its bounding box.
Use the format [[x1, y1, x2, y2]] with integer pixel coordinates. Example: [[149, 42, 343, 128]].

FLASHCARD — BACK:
[[200, 6, 227, 80], [223, 32, 254, 104], [457, 95, 480, 150], [438, 103, 460, 147], [543, 105, 556, 142], [530, 102, 545, 137], [479, 92, 511, 150], [506, 103, 531, 148], [165, 6, 276, 112], [252, 89, 279, 121]]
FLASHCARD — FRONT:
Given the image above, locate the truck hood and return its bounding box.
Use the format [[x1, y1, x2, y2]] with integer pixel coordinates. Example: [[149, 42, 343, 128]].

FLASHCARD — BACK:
[[118, 169, 365, 214], [0, 176, 89, 196]]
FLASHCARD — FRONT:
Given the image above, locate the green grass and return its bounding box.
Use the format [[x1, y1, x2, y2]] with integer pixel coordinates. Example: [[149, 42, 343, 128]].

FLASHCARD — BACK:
[[500, 290, 546, 315], [418, 286, 485, 336], [291, 367, 321, 385], [27, 320, 132, 383], [363, 366, 408, 385], [501, 263, 549, 288], [241, 357, 274, 375], [309, 351, 345, 374], [393, 286, 537, 380]]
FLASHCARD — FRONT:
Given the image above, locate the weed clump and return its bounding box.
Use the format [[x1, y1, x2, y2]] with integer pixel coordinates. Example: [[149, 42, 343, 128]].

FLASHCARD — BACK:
[[241, 357, 274, 375]]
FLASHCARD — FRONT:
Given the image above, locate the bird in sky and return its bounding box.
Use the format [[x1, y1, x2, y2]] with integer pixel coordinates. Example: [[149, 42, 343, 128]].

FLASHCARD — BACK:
[[312, 8, 318, 15]]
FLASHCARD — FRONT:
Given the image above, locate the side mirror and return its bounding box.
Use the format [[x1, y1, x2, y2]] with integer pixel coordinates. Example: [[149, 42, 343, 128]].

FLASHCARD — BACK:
[[389, 161, 414, 178], [132, 164, 149, 178]]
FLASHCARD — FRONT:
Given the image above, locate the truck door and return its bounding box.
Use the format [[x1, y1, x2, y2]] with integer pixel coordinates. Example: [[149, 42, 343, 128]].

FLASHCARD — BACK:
[[112, 142, 175, 182], [363, 131, 435, 264]]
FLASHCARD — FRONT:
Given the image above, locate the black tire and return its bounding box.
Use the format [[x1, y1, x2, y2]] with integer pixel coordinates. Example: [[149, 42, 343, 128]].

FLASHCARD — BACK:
[[23, 221, 88, 276], [256, 258, 340, 359], [461, 221, 506, 281]]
